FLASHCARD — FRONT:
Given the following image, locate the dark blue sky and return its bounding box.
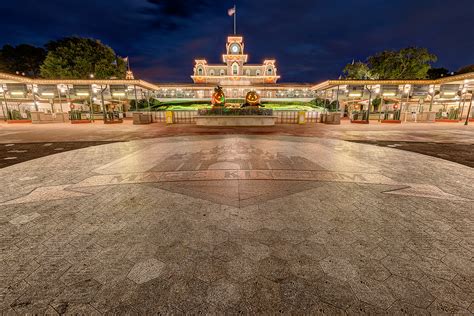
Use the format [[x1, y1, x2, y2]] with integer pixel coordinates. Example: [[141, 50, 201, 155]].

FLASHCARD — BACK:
[[0, 0, 473, 83]]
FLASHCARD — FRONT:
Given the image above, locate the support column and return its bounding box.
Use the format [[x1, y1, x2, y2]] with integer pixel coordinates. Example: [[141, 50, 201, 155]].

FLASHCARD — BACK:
[[31, 84, 38, 111], [100, 85, 107, 122], [134, 85, 139, 111], [1, 93, 7, 121], [464, 91, 473, 126], [366, 85, 371, 123]]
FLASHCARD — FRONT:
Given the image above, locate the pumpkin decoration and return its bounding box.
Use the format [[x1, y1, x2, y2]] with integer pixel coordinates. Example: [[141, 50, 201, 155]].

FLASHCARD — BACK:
[[211, 86, 225, 106], [243, 90, 261, 107]]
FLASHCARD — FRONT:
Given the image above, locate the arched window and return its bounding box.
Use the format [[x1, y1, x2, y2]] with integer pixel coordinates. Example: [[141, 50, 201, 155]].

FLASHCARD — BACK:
[[232, 63, 239, 75], [220, 69, 225, 76], [197, 67, 203, 76], [256, 70, 261, 76], [245, 69, 250, 76], [210, 70, 214, 76], [267, 68, 273, 75]]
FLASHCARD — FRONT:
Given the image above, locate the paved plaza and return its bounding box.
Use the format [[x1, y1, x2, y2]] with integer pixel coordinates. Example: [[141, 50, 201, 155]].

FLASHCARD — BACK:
[[0, 133, 473, 314]]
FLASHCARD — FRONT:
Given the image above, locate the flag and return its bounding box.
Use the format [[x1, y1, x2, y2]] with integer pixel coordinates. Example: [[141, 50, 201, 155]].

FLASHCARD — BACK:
[[228, 6, 235, 16], [123, 57, 129, 63]]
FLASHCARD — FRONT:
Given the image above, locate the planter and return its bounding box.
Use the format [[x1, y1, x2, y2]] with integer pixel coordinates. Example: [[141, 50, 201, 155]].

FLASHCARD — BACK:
[[133, 112, 153, 125], [381, 120, 402, 124], [195, 115, 276, 127], [7, 119, 32, 124], [71, 120, 92, 124], [325, 112, 341, 125], [31, 112, 68, 124], [104, 120, 123, 124], [435, 119, 459, 123], [350, 120, 369, 124]]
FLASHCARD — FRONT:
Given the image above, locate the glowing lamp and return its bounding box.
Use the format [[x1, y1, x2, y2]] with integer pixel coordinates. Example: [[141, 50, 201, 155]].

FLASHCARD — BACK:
[[349, 93, 361, 97]]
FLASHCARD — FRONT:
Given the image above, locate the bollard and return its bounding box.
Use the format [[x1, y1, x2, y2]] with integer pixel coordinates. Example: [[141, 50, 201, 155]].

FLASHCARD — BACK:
[[165, 111, 173, 124], [298, 111, 306, 124]]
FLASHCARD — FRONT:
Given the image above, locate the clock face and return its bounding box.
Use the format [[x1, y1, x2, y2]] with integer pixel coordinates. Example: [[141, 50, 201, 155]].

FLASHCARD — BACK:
[[230, 43, 240, 54]]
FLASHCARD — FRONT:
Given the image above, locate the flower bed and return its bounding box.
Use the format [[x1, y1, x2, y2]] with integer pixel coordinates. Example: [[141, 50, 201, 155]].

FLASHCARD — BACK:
[[198, 108, 273, 116]]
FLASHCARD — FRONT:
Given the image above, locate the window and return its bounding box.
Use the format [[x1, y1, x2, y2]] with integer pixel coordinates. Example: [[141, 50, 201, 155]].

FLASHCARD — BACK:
[[267, 68, 273, 75], [256, 70, 261, 76], [220, 69, 225, 76], [210, 70, 214, 76], [245, 70, 250, 76], [232, 63, 239, 75], [197, 67, 203, 76]]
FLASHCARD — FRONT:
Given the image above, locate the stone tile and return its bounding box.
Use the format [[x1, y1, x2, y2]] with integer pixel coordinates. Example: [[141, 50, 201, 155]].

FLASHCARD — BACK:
[[349, 277, 396, 310], [194, 256, 227, 283], [93, 259, 134, 286], [51, 302, 101, 315], [91, 279, 138, 313], [240, 277, 282, 310], [212, 241, 243, 262], [384, 275, 435, 308], [9, 212, 41, 225], [418, 274, 472, 309], [310, 275, 357, 310], [386, 300, 430, 315], [26, 259, 71, 287], [257, 256, 292, 282], [206, 279, 241, 309], [427, 299, 473, 315], [126, 278, 172, 313], [226, 256, 259, 282], [289, 255, 326, 281], [127, 258, 166, 284], [381, 255, 425, 281], [167, 277, 208, 311], [280, 276, 317, 311], [320, 257, 359, 282], [237, 238, 271, 262]]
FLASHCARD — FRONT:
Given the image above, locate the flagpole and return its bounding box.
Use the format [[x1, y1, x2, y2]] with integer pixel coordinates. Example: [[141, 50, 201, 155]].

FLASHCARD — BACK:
[[234, 5, 236, 35]]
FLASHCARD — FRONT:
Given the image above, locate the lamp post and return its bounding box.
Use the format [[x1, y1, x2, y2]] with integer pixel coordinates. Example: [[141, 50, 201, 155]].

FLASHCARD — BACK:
[[464, 90, 473, 126], [366, 85, 371, 123]]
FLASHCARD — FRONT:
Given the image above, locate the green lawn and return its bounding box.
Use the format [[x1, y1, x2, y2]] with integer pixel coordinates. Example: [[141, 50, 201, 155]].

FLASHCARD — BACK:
[[158, 103, 323, 111]]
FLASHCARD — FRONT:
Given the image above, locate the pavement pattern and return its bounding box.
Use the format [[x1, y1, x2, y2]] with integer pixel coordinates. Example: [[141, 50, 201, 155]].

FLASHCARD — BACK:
[[0, 135, 473, 314]]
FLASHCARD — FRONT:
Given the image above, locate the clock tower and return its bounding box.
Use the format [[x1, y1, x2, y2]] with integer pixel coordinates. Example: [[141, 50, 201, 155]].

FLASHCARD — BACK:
[[223, 36, 248, 76], [191, 35, 279, 85]]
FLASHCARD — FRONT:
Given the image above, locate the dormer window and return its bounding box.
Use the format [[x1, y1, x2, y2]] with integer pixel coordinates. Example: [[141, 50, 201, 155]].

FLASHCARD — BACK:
[[267, 68, 273, 75], [210, 70, 214, 76], [256, 70, 261, 76], [220, 69, 225, 76], [197, 67, 203, 76]]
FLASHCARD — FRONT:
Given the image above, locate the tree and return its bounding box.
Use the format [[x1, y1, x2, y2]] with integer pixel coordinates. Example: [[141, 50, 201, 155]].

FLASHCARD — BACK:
[[0, 44, 47, 77], [427, 67, 450, 79], [40, 37, 126, 79], [457, 64, 474, 74], [343, 61, 378, 79], [367, 47, 437, 79]]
